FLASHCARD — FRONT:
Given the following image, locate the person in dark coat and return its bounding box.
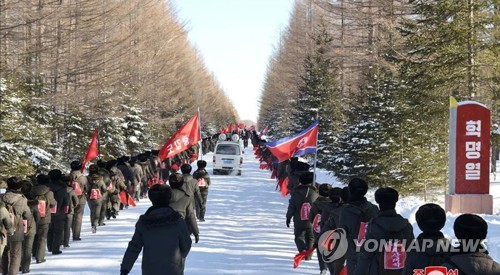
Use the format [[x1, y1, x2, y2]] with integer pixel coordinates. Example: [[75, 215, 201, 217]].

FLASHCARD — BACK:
[[0, 197, 13, 274], [403, 203, 450, 275], [87, 165, 107, 234], [287, 161, 310, 193], [354, 187, 414, 275], [97, 160, 112, 226], [117, 157, 134, 206], [69, 161, 88, 241], [47, 170, 69, 255], [1, 177, 31, 275], [20, 180, 40, 274], [192, 160, 211, 222], [319, 187, 349, 275], [30, 174, 56, 263], [63, 178, 79, 248], [286, 172, 319, 256], [338, 178, 379, 275], [137, 154, 153, 199], [180, 164, 204, 216], [309, 183, 332, 274], [120, 184, 192, 275], [442, 214, 500, 275], [168, 174, 199, 243]]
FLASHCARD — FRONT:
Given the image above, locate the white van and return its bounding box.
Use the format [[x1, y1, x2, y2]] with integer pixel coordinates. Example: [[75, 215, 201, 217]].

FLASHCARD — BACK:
[[212, 141, 243, 175]]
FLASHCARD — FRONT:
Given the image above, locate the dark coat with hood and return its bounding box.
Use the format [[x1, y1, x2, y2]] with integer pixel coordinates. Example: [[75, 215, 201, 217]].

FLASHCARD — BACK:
[[309, 196, 331, 234], [121, 206, 192, 275], [170, 187, 199, 236], [1, 191, 31, 241], [286, 184, 318, 229], [30, 184, 56, 225], [442, 246, 500, 275], [402, 232, 451, 275], [354, 209, 415, 275]]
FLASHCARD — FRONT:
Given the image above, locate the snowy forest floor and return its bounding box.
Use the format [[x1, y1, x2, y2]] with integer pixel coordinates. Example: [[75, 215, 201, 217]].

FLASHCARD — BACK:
[[29, 151, 500, 274]]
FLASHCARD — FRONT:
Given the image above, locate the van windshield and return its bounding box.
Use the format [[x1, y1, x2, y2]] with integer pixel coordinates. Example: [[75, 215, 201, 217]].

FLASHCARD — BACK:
[[216, 144, 240, 155]]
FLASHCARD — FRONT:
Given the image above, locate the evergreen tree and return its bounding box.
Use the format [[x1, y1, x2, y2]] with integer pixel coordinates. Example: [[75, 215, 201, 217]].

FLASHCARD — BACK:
[[123, 106, 148, 155], [99, 117, 128, 159], [292, 23, 341, 168]]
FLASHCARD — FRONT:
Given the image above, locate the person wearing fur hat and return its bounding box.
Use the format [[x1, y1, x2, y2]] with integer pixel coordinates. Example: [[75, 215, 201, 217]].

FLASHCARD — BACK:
[[168, 174, 199, 243], [338, 178, 379, 275], [180, 164, 204, 218], [137, 154, 153, 199], [354, 187, 414, 275], [120, 184, 192, 275], [20, 180, 39, 273], [192, 160, 211, 222], [86, 165, 107, 234], [69, 160, 88, 242], [47, 170, 69, 255], [286, 171, 319, 256], [403, 203, 450, 275], [309, 183, 332, 274], [287, 161, 310, 194], [62, 176, 79, 248], [30, 174, 56, 264], [442, 214, 500, 274], [2, 177, 31, 275]]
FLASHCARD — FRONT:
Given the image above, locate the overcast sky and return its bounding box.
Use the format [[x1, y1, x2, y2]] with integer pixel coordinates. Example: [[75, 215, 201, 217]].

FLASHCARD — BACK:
[[173, 0, 295, 122]]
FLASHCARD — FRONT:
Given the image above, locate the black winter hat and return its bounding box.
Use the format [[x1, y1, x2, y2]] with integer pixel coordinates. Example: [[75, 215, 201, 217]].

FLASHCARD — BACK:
[[48, 169, 62, 182], [416, 203, 446, 233], [197, 160, 207, 168], [375, 187, 399, 211], [70, 161, 82, 171], [329, 187, 343, 203], [148, 184, 172, 207], [348, 178, 368, 201], [168, 174, 184, 189], [88, 164, 99, 175], [319, 183, 332, 197], [299, 172, 314, 185], [294, 162, 310, 172], [454, 214, 488, 241], [180, 164, 192, 174], [36, 174, 50, 185], [7, 177, 23, 190]]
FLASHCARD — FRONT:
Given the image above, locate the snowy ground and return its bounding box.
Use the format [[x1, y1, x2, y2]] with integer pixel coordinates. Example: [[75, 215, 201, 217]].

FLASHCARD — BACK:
[[28, 152, 500, 274]]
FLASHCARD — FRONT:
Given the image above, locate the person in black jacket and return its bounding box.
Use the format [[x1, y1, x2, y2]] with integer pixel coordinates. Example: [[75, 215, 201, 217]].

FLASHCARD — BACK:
[[309, 183, 331, 274], [286, 172, 318, 256], [286, 161, 309, 193], [354, 187, 414, 275], [168, 174, 199, 243], [403, 203, 450, 275], [337, 178, 379, 275], [47, 170, 69, 255], [442, 214, 500, 275], [192, 160, 211, 222]]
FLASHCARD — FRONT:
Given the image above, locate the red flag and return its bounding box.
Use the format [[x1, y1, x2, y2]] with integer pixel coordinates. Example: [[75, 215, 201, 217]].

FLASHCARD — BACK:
[[293, 248, 315, 268], [340, 266, 347, 275], [279, 177, 289, 197], [159, 113, 201, 161], [81, 128, 99, 172]]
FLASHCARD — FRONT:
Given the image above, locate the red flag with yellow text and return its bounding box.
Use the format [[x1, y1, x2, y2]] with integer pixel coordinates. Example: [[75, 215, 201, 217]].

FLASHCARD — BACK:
[[159, 113, 201, 161], [81, 128, 99, 172]]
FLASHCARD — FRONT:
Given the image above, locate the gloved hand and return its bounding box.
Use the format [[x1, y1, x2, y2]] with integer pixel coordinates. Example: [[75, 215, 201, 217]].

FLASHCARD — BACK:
[[286, 218, 291, 228], [120, 270, 129, 275], [195, 234, 199, 243]]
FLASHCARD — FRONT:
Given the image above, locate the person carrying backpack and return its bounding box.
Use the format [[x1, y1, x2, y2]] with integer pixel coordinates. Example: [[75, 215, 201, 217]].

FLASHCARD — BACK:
[[192, 160, 211, 222], [354, 187, 414, 275], [337, 178, 379, 274], [286, 172, 318, 257], [1, 177, 31, 275], [0, 192, 14, 274], [442, 214, 500, 275], [69, 161, 88, 241], [87, 165, 107, 234], [403, 203, 450, 275], [20, 180, 40, 274], [30, 174, 56, 264], [309, 183, 332, 274], [63, 177, 79, 248]]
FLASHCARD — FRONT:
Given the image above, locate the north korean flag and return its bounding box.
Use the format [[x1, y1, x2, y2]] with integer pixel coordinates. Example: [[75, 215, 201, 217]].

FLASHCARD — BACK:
[[264, 121, 318, 163]]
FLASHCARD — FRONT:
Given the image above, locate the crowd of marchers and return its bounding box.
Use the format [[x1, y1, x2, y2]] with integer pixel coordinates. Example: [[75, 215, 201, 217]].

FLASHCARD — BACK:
[[251, 138, 500, 275], [0, 144, 216, 275]]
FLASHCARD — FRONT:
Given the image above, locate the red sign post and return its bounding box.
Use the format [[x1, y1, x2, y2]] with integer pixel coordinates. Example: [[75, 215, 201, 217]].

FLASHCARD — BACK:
[[447, 98, 493, 214]]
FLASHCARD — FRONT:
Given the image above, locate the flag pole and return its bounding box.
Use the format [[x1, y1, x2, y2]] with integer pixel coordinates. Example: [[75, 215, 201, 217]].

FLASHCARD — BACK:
[[312, 111, 319, 187], [198, 107, 203, 161], [96, 124, 101, 160]]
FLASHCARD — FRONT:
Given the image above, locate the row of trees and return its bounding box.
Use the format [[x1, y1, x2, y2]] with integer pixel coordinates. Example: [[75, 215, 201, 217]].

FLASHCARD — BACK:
[[259, 0, 500, 194], [0, 0, 238, 178]]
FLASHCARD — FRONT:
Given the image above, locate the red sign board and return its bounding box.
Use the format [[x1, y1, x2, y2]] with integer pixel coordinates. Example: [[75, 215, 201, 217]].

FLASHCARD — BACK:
[[455, 102, 490, 194]]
